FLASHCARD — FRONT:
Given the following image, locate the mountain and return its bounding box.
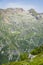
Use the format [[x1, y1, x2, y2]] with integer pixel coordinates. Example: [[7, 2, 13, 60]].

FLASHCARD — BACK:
[[28, 8, 38, 15], [28, 8, 43, 20], [0, 8, 43, 64]]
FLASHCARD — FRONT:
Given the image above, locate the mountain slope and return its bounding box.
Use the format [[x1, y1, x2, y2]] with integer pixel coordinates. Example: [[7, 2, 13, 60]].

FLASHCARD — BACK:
[[0, 8, 43, 64], [3, 45, 43, 65]]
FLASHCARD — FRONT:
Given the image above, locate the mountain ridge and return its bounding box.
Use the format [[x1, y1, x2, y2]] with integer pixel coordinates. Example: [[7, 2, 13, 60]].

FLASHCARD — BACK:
[[0, 8, 43, 14]]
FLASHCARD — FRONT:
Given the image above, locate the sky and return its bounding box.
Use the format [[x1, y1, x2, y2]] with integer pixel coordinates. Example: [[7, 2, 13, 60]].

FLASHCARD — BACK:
[[0, 0, 43, 13]]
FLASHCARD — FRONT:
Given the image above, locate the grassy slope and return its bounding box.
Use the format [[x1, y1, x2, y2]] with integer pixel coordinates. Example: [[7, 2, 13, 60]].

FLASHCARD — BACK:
[[29, 53, 43, 65], [3, 53, 43, 65]]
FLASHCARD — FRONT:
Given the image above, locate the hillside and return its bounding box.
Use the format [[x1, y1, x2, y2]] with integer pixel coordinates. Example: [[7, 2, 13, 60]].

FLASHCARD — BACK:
[[0, 8, 43, 65], [3, 45, 43, 65]]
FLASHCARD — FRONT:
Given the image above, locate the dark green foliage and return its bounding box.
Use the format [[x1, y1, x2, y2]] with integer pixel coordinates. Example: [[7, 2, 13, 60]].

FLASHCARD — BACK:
[[20, 52, 28, 61], [31, 45, 43, 55]]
